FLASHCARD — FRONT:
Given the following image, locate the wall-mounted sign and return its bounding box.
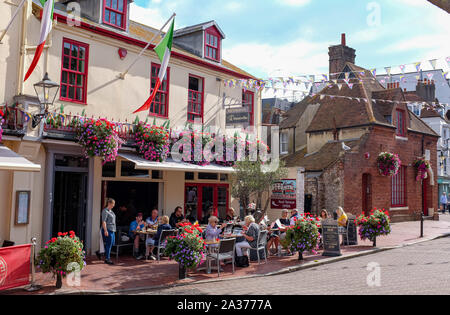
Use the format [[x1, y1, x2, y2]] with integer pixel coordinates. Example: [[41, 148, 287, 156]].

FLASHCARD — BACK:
[[15, 191, 30, 225], [226, 107, 250, 125], [271, 179, 297, 210]]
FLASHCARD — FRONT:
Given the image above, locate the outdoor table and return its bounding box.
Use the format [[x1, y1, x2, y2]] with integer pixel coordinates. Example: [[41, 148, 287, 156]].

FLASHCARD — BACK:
[[135, 229, 158, 245]]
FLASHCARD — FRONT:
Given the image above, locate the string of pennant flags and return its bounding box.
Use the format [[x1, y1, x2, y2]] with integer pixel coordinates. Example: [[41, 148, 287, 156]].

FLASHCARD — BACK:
[[224, 56, 450, 92], [309, 92, 448, 110]]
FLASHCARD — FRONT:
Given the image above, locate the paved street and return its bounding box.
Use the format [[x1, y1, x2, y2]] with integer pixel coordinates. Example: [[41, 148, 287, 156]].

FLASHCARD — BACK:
[[133, 236, 450, 295]]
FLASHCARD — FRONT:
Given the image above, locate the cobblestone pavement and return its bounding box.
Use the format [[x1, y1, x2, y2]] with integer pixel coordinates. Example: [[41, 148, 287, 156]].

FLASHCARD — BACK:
[[133, 237, 450, 295]]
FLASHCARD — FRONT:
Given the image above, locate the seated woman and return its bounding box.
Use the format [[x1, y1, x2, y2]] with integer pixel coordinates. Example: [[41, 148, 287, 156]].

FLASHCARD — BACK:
[[235, 215, 260, 258], [225, 208, 236, 222], [205, 216, 227, 241], [319, 209, 329, 222], [145, 216, 172, 261], [336, 207, 348, 227], [266, 209, 290, 256]]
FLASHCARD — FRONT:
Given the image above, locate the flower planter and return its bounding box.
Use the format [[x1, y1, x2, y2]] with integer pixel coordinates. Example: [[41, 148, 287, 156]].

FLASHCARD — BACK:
[[298, 252, 303, 261], [179, 264, 187, 280], [56, 273, 63, 289]]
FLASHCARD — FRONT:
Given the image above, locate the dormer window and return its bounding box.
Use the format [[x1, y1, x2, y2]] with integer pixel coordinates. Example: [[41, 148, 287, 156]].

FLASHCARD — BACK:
[[204, 28, 221, 62], [103, 0, 127, 30]]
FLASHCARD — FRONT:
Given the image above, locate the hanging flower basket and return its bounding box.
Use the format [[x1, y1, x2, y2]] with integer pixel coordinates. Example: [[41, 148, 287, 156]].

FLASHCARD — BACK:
[[414, 158, 431, 181], [75, 118, 123, 163], [355, 209, 391, 247], [280, 214, 321, 260], [377, 152, 401, 177], [134, 123, 170, 162], [36, 231, 86, 288]]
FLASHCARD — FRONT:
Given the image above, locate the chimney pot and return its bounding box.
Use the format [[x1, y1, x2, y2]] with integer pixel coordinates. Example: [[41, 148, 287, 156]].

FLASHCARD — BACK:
[[341, 33, 346, 46]]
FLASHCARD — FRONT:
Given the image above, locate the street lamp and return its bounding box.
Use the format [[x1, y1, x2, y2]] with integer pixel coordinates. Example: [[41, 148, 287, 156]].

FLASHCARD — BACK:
[[32, 72, 60, 128]]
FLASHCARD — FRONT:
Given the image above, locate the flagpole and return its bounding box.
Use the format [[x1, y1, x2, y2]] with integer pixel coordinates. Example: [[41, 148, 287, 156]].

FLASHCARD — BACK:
[[118, 13, 176, 80], [0, 0, 28, 44]]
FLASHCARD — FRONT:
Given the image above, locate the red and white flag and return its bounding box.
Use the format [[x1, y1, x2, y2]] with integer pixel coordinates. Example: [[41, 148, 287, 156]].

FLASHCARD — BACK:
[[0, 244, 31, 291], [24, 0, 55, 81], [133, 19, 175, 114]]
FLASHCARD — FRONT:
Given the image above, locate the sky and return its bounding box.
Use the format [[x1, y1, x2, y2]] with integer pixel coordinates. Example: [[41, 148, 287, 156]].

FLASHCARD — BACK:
[[130, 0, 449, 80]]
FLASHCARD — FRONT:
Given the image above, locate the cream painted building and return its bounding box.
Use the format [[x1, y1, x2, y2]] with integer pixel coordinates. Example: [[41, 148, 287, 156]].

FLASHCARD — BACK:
[[0, 0, 262, 253]]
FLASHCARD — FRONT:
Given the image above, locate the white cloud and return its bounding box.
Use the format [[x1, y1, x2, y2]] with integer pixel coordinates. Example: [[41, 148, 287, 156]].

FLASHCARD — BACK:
[[277, 0, 311, 6], [129, 3, 166, 27], [223, 39, 330, 78]]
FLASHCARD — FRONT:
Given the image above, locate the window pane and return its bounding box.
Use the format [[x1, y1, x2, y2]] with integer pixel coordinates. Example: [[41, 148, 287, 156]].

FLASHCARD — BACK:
[[63, 56, 70, 69], [77, 74, 83, 86], [76, 88, 83, 101], [105, 9, 110, 22], [69, 73, 76, 85], [61, 84, 67, 97], [118, 0, 124, 11], [78, 60, 84, 73], [70, 58, 77, 71], [63, 42, 70, 55], [68, 86, 75, 99], [111, 12, 116, 25], [61, 72, 68, 83], [117, 14, 122, 27], [112, 0, 117, 9], [106, 0, 111, 7], [79, 47, 85, 59], [71, 45, 78, 57]]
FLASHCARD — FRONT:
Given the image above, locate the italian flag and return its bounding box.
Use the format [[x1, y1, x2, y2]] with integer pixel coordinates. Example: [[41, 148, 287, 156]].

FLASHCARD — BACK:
[[24, 0, 54, 82], [134, 19, 175, 114]]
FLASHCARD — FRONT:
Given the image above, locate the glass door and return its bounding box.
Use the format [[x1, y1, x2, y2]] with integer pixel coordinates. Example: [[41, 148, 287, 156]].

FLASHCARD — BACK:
[[184, 183, 229, 224], [217, 185, 228, 220], [201, 186, 214, 224], [185, 185, 199, 222]]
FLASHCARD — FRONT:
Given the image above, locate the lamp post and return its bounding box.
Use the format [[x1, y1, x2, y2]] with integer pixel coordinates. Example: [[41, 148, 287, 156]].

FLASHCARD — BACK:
[[32, 72, 59, 128]]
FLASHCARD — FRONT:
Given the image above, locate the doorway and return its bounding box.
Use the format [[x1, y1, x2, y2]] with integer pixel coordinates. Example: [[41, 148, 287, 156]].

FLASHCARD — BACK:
[[102, 181, 159, 227], [362, 174, 372, 216], [185, 183, 229, 223], [52, 172, 88, 241]]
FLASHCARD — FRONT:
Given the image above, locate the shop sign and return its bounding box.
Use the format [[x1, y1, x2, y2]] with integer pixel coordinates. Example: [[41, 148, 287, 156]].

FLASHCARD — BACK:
[[226, 107, 250, 125], [271, 179, 297, 210]]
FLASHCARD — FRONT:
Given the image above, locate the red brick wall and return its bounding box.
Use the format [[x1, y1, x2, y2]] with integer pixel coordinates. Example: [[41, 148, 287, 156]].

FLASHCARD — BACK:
[[343, 126, 438, 221]]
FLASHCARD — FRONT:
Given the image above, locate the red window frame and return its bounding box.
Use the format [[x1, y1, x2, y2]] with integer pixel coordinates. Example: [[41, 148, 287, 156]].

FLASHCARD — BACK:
[[103, 0, 127, 30], [184, 183, 229, 222], [243, 90, 255, 126], [60, 38, 89, 104], [396, 109, 406, 137], [187, 74, 204, 123], [204, 27, 221, 62], [149, 63, 170, 118], [392, 166, 407, 207]]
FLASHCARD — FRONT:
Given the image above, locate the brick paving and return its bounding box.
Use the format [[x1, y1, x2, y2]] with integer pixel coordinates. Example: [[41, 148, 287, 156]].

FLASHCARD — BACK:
[[2, 215, 450, 295]]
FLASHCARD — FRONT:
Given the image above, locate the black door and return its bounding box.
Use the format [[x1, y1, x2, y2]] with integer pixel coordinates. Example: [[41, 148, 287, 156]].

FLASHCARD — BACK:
[[304, 194, 312, 214], [52, 172, 88, 241]]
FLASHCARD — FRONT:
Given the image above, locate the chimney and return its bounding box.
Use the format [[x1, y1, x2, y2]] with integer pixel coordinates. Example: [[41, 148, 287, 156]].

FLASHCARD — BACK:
[[329, 33, 356, 78], [416, 77, 436, 102]]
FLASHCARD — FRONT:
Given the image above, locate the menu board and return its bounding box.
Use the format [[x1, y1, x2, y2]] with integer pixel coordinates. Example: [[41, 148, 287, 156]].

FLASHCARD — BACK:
[[322, 219, 342, 257], [345, 215, 358, 245]]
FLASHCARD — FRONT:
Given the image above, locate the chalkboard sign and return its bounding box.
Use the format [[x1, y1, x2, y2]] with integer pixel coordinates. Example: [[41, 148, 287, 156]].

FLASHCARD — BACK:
[[344, 215, 358, 245], [226, 107, 250, 125], [321, 219, 342, 257]]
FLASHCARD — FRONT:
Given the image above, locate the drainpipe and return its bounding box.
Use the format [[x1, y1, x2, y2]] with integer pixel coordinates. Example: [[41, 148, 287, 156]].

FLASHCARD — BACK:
[[293, 126, 296, 153]]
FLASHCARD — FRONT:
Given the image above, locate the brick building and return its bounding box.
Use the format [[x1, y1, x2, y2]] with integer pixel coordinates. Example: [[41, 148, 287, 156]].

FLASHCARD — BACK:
[[281, 35, 439, 222]]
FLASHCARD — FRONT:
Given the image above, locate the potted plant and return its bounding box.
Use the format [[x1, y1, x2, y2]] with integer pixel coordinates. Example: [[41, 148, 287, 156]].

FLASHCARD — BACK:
[[377, 152, 401, 177], [134, 123, 170, 162], [414, 157, 431, 181], [75, 118, 123, 163], [281, 214, 321, 260], [36, 231, 86, 289], [164, 222, 206, 279], [355, 209, 391, 247]]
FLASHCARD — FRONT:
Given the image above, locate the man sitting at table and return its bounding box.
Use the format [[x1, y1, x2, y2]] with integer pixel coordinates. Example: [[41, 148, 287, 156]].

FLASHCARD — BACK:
[[145, 215, 172, 261], [235, 215, 260, 259], [129, 212, 146, 260], [170, 206, 187, 228], [267, 209, 290, 256], [146, 208, 159, 227]]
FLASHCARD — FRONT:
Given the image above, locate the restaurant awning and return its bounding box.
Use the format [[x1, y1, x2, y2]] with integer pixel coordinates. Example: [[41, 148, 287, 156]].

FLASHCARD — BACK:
[[0, 145, 41, 172], [119, 153, 235, 174]]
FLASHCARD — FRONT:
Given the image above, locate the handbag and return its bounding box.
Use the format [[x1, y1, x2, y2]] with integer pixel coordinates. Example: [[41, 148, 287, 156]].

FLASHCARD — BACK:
[[235, 255, 250, 268]]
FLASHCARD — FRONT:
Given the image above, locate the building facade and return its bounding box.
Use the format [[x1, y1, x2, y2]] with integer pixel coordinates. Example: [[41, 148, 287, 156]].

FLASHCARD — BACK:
[[0, 0, 262, 253], [280, 35, 439, 222]]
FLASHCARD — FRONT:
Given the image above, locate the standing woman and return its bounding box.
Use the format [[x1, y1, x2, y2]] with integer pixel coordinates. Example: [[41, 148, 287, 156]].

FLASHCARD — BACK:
[[102, 198, 117, 265]]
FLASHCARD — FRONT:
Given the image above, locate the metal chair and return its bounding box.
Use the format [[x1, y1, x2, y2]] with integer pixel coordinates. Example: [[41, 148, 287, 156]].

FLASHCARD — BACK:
[[111, 226, 134, 261], [248, 230, 268, 264], [156, 229, 177, 261], [207, 238, 236, 276]]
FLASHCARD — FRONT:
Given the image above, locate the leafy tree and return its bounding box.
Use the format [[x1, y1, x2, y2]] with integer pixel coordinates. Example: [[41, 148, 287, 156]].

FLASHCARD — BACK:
[[231, 159, 288, 216]]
